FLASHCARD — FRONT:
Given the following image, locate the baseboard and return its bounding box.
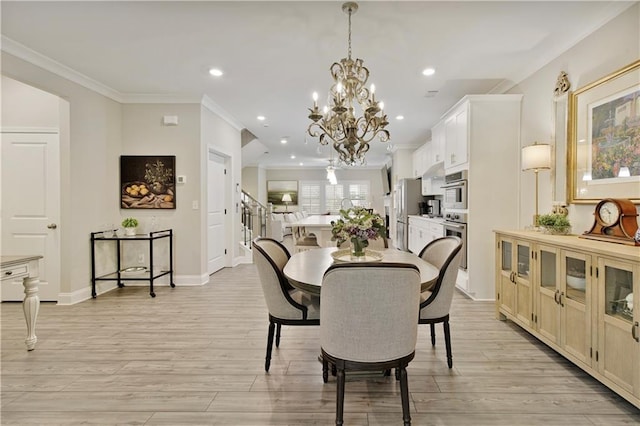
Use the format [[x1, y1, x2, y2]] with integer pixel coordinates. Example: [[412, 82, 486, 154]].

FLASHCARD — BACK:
[[56, 273, 209, 305]]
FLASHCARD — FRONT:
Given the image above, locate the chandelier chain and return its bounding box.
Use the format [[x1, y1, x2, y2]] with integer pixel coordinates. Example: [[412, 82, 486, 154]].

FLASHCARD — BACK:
[[347, 7, 352, 59]]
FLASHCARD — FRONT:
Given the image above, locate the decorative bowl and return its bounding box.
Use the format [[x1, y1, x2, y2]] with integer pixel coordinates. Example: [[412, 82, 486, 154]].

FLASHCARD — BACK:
[[566, 274, 586, 290], [331, 249, 383, 263]]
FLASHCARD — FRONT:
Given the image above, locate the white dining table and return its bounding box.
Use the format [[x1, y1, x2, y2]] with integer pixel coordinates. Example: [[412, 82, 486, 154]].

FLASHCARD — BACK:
[[289, 215, 341, 247], [283, 247, 439, 296]]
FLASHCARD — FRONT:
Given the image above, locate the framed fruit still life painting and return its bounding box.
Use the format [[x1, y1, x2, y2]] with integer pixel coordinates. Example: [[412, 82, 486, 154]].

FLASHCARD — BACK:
[[120, 155, 176, 209]]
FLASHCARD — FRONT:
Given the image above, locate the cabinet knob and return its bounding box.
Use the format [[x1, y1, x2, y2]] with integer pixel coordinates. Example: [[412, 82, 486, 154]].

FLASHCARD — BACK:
[[4, 271, 12, 276], [47, 223, 57, 229], [554, 289, 560, 304], [633, 322, 639, 343], [559, 292, 565, 307]]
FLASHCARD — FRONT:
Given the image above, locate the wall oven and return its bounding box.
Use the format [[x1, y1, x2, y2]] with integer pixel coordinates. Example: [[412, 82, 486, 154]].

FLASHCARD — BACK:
[[443, 212, 467, 270], [442, 170, 467, 210]]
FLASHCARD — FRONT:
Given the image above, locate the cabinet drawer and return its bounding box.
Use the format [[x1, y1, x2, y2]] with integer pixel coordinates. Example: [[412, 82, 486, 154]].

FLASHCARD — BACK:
[[1, 263, 29, 281]]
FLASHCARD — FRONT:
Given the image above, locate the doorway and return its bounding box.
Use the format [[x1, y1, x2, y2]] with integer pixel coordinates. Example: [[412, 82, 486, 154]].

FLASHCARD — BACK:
[[207, 149, 227, 274]]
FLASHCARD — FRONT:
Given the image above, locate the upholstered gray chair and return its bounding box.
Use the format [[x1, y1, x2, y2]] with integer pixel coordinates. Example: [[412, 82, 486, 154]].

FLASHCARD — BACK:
[[320, 263, 421, 426], [253, 237, 320, 371], [418, 236, 463, 368]]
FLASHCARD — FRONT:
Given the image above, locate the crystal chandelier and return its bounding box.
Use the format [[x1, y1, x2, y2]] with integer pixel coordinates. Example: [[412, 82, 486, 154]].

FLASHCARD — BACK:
[[307, 2, 390, 166]]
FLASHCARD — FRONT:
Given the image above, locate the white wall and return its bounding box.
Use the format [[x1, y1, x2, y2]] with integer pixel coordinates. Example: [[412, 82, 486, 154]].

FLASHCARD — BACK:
[[200, 104, 242, 264], [1, 75, 59, 128], [121, 103, 203, 279], [511, 3, 640, 233], [2, 52, 122, 301]]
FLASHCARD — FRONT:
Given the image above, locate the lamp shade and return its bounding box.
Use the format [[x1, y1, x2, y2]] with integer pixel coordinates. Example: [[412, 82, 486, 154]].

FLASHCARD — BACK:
[[522, 143, 551, 171], [281, 193, 292, 203]]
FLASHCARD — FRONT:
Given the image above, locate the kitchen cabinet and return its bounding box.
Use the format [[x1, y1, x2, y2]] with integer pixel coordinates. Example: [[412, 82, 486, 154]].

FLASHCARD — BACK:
[[430, 122, 445, 166], [444, 102, 468, 171], [412, 144, 428, 178], [434, 95, 522, 300], [408, 216, 444, 254], [495, 230, 639, 409]]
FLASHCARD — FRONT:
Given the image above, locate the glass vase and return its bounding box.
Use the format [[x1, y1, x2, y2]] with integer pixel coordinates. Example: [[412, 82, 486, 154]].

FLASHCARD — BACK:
[[350, 238, 367, 261]]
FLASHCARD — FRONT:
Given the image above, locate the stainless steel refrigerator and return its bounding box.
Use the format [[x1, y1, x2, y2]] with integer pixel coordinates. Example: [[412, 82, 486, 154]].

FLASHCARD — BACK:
[[394, 179, 422, 251]]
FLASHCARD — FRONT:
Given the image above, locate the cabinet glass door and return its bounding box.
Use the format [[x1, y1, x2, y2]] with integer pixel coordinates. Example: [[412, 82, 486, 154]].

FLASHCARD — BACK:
[[565, 256, 586, 304], [561, 251, 591, 366], [501, 241, 512, 272], [598, 259, 637, 394], [517, 244, 530, 279], [604, 265, 633, 322], [537, 246, 559, 343]]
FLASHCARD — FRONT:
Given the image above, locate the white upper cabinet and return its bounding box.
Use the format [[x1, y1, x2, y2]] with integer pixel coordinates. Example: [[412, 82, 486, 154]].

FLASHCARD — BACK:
[[444, 102, 469, 171], [430, 122, 445, 166], [412, 143, 429, 178]]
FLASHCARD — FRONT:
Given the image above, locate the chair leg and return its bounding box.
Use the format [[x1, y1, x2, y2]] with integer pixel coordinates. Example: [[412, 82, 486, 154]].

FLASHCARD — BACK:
[[336, 368, 345, 426], [430, 323, 436, 346], [443, 319, 453, 368], [265, 321, 275, 372], [398, 365, 412, 426], [322, 358, 329, 383], [275, 323, 282, 347]]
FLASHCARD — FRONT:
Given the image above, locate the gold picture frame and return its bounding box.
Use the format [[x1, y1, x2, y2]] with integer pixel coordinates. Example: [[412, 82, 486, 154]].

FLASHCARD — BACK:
[[568, 60, 640, 204]]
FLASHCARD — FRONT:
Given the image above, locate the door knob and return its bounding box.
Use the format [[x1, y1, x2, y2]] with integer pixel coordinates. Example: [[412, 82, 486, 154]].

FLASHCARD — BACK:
[[47, 223, 57, 229]]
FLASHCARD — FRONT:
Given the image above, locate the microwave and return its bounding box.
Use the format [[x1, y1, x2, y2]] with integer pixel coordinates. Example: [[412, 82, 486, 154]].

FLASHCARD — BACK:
[[442, 171, 467, 209]]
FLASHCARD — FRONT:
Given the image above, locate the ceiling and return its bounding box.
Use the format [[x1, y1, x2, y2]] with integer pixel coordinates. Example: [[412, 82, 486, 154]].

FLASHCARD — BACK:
[[1, 1, 633, 169]]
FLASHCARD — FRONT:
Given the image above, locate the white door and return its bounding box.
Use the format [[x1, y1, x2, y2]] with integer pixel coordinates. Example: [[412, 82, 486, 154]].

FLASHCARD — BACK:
[[207, 150, 226, 274], [1, 132, 60, 301]]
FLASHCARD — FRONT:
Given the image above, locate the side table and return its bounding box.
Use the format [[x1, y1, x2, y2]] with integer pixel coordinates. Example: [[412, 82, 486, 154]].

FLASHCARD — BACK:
[[90, 229, 175, 298]]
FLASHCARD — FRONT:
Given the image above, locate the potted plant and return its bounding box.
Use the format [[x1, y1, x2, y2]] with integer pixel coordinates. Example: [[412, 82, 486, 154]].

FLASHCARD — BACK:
[[121, 217, 139, 236], [537, 213, 571, 235], [331, 207, 386, 260]]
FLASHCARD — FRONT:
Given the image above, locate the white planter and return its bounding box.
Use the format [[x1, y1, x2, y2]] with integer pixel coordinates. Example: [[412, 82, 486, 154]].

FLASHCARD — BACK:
[[124, 227, 137, 236]]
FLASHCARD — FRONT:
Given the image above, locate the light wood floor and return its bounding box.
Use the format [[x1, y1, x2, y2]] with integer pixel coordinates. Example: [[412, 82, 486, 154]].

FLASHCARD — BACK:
[[2, 255, 639, 425]]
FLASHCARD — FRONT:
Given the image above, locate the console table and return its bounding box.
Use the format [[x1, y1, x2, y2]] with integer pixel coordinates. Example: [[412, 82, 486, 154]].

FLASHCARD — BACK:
[[1, 255, 43, 350], [90, 229, 175, 298]]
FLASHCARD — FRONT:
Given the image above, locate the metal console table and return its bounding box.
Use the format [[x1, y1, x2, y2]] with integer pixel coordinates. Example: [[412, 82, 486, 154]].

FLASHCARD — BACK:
[[90, 229, 175, 298]]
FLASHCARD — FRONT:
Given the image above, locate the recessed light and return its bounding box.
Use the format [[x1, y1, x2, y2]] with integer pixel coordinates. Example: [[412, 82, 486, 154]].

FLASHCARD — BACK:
[[422, 68, 436, 76], [257, 115, 266, 121], [290, 155, 296, 159], [281, 139, 287, 144], [209, 68, 223, 77], [299, 162, 303, 166], [396, 115, 404, 120]]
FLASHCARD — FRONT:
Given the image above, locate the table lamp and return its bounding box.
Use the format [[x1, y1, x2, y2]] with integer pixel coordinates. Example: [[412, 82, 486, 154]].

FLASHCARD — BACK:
[[281, 193, 292, 211], [522, 142, 551, 227]]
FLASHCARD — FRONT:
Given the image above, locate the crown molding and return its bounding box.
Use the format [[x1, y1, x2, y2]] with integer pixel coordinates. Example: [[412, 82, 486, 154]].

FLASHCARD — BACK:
[[201, 95, 244, 131], [1, 36, 123, 102], [120, 93, 202, 104]]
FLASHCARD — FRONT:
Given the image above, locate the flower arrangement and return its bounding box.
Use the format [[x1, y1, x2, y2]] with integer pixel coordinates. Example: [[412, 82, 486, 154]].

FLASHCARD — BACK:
[[331, 207, 386, 257]]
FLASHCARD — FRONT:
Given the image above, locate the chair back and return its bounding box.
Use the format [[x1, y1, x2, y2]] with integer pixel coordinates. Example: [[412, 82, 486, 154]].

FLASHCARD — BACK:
[[418, 236, 462, 316], [320, 263, 421, 363], [253, 237, 307, 319]]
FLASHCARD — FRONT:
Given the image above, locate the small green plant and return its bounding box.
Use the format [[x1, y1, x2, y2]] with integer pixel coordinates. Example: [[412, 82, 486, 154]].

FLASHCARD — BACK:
[[537, 213, 571, 234], [121, 217, 139, 228]]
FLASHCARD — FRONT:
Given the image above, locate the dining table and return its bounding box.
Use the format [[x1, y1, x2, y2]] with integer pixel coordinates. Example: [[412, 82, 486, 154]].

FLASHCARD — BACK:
[[289, 215, 341, 248], [283, 247, 439, 296]]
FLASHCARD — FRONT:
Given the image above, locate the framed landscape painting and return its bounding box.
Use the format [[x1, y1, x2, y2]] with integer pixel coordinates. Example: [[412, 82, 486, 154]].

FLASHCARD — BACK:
[[267, 180, 298, 205], [120, 155, 176, 209], [568, 60, 640, 203]]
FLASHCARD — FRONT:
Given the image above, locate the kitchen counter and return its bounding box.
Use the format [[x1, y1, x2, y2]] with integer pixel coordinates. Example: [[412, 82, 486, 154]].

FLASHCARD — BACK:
[[408, 215, 445, 225]]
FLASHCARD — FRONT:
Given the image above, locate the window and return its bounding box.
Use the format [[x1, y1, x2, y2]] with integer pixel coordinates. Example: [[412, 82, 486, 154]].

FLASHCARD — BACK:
[[300, 180, 370, 214]]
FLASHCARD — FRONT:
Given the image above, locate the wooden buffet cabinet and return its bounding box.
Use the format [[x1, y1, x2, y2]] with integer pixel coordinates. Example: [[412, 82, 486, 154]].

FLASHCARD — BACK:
[[494, 230, 639, 409]]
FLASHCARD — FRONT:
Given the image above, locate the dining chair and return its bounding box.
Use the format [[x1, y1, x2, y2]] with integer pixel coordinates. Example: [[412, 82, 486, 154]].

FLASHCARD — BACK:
[[320, 262, 421, 426], [252, 237, 320, 371], [292, 225, 320, 253], [417, 236, 463, 368]]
